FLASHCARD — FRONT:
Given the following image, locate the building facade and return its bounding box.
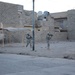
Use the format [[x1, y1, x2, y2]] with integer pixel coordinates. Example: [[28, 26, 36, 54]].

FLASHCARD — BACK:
[[0, 1, 75, 42]]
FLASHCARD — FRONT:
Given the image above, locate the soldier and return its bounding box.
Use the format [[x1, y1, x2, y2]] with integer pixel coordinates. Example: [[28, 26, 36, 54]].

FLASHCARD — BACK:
[[26, 34, 32, 48], [46, 32, 53, 49]]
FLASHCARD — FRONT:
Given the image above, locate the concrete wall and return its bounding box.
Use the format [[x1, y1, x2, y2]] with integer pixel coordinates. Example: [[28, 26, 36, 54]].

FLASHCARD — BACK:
[[67, 10, 75, 40], [0, 2, 37, 28], [35, 27, 50, 42], [24, 10, 37, 26], [52, 32, 68, 41], [34, 27, 67, 42], [0, 2, 24, 28]]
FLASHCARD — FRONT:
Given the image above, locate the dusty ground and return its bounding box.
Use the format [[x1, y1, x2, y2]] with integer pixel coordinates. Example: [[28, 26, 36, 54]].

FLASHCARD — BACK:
[[0, 41, 75, 59], [0, 41, 75, 75]]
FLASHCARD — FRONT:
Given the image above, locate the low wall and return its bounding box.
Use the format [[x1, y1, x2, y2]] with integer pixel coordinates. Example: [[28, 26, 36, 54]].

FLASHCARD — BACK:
[[3, 29, 68, 43], [35, 30, 68, 42], [52, 32, 68, 41]]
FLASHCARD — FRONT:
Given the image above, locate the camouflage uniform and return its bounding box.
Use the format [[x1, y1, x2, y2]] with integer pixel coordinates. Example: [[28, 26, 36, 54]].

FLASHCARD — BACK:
[[46, 33, 53, 49], [26, 34, 32, 47]]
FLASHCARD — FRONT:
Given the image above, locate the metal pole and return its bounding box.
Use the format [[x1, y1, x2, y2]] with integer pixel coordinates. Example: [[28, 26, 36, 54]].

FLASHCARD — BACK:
[[32, 0, 35, 51]]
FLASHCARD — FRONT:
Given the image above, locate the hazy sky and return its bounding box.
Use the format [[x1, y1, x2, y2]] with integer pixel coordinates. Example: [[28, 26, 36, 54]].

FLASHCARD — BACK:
[[0, 0, 75, 13]]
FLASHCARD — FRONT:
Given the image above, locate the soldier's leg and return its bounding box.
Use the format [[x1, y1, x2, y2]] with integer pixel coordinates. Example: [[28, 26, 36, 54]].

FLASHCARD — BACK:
[[30, 39, 33, 48], [26, 40, 30, 47], [47, 40, 50, 49], [48, 41, 50, 49], [47, 40, 49, 49], [48, 41, 49, 49]]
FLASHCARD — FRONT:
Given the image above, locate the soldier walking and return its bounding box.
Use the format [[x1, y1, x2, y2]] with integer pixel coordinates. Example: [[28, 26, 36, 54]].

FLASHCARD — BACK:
[[46, 32, 53, 49], [26, 34, 32, 48]]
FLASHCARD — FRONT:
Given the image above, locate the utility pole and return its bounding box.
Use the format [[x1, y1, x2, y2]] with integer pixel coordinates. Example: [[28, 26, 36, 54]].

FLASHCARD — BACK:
[[32, 0, 35, 51]]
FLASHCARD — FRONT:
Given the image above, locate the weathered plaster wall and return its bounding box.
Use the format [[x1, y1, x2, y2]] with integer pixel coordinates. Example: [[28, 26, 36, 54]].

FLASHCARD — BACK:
[[67, 10, 75, 40]]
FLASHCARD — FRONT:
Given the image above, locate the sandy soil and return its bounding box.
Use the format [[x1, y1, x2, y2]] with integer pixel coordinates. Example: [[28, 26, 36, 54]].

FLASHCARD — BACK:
[[0, 41, 75, 59]]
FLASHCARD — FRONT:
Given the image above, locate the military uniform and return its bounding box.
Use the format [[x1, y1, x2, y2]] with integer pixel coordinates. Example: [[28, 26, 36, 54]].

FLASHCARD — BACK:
[[46, 33, 53, 49], [26, 34, 32, 47]]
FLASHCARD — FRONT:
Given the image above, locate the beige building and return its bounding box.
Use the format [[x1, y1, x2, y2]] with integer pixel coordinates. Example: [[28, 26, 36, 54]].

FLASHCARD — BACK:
[[0, 1, 75, 43]]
